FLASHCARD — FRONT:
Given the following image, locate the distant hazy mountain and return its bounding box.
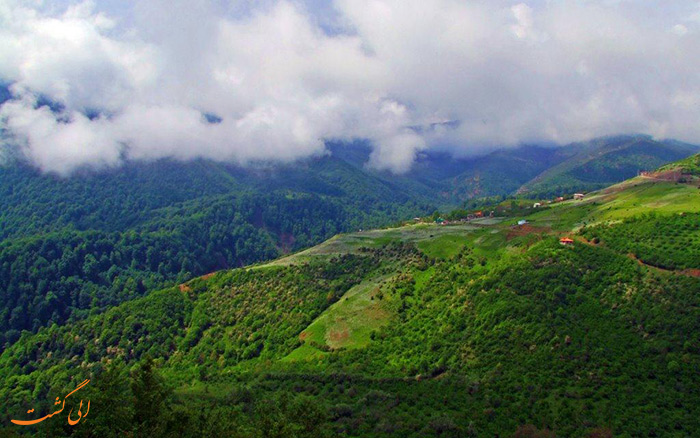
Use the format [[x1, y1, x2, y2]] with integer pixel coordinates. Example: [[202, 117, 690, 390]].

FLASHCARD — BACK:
[[516, 135, 699, 197], [328, 135, 699, 204]]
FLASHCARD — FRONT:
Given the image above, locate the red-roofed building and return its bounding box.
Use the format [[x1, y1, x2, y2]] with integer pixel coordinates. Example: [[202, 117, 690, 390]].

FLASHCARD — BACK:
[[559, 237, 574, 246]]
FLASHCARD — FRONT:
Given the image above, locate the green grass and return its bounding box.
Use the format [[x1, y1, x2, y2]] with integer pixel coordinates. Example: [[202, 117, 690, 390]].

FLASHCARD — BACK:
[[280, 343, 328, 362], [417, 234, 472, 259], [588, 180, 700, 221], [470, 229, 509, 258], [413, 266, 435, 292], [252, 223, 493, 269], [524, 179, 699, 231], [526, 202, 597, 230]]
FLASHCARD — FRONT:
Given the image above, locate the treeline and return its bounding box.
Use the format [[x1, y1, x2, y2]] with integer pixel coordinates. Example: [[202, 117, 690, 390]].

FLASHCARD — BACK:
[[0, 160, 238, 240]]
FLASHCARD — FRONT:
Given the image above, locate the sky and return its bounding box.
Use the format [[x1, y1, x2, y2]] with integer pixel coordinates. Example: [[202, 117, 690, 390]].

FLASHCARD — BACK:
[[1, 0, 699, 174]]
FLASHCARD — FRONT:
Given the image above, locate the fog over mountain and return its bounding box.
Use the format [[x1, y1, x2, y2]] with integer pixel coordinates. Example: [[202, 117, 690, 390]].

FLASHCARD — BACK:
[[1, 0, 700, 174]]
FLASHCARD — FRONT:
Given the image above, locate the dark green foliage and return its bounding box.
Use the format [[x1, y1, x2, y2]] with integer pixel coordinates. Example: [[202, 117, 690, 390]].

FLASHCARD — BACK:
[[0, 159, 433, 349], [580, 213, 700, 270], [1, 237, 698, 436], [131, 357, 171, 437]]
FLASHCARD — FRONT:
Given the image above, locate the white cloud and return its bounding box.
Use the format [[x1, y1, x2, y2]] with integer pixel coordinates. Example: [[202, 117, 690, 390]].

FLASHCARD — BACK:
[[1, 0, 700, 175], [511, 3, 538, 41], [672, 24, 689, 35]]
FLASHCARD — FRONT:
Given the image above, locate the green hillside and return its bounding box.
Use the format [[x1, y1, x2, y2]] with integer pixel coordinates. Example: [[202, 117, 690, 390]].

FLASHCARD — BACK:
[[517, 136, 699, 197], [1, 166, 698, 437], [657, 153, 700, 176]]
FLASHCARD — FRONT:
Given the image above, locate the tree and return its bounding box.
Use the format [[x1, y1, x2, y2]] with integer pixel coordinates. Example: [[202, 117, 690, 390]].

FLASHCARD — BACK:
[[131, 357, 171, 438]]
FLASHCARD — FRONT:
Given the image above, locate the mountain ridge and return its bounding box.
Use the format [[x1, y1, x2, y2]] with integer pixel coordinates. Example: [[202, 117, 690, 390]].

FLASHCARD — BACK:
[[516, 135, 699, 196]]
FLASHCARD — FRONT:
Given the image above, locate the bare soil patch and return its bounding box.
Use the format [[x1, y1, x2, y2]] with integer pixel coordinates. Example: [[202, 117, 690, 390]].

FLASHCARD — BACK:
[[329, 328, 349, 344], [506, 224, 551, 241], [680, 269, 700, 278]]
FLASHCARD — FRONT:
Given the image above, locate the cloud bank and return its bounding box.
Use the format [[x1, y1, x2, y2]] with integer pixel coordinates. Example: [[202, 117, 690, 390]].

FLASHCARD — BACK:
[[1, 0, 700, 174]]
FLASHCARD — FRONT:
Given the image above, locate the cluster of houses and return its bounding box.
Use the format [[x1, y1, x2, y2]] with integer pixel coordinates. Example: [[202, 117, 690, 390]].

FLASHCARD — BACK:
[[420, 192, 588, 228], [431, 210, 495, 226], [531, 193, 585, 209]]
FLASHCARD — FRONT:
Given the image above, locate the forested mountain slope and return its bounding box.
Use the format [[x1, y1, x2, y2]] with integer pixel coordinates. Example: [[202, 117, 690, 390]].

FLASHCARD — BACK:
[[517, 135, 698, 197], [0, 156, 433, 348]]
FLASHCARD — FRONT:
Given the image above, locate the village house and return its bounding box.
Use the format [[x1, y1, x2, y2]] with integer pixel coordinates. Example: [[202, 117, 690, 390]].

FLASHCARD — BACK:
[[533, 202, 542, 208], [560, 237, 574, 246], [574, 193, 585, 200]]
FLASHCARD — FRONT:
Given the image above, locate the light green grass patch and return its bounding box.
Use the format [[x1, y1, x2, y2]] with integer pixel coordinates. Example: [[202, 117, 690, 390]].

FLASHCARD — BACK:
[[590, 181, 700, 221], [283, 274, 394, 361], [281, 344, 328, 362], [417, 234, 472, 259], [524, 180, 699, 231]]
